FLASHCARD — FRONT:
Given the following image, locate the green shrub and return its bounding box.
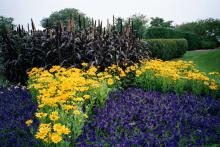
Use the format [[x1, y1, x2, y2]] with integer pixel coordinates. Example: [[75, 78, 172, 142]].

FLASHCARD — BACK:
[[143, 39, 188, 60], [200, 40, 217, 49], [145, 27, 199, 50]]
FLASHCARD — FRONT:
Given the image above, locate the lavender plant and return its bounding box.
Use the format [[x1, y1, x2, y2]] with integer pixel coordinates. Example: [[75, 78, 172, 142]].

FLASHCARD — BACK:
[[76, 88, 220, 146], [0, 86, 38, 146]]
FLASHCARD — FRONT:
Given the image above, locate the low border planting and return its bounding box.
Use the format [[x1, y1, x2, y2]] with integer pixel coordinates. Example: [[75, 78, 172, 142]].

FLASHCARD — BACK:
[[0, 86, 38, 146], [76, 87, 220, 146]]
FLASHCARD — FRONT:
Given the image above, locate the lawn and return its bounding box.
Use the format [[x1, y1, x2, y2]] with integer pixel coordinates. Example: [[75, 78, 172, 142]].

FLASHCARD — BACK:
[[181, 48, 220, 73], [179, 48, 220, 85]]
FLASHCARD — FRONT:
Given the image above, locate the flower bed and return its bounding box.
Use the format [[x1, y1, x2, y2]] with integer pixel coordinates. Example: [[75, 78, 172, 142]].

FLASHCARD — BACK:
[[27, 60, 220, 145], [76, 88, 220, 146], [0, 86, 38, 146]]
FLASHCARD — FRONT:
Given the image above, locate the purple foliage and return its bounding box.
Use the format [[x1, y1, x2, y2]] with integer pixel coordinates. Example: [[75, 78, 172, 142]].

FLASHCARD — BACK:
[[76, 88, 220, 146], [0, 86, 38, 146]]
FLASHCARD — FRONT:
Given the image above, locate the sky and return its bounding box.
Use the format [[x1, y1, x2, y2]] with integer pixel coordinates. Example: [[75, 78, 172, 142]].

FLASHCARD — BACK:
[[0, 0, 220, 29]]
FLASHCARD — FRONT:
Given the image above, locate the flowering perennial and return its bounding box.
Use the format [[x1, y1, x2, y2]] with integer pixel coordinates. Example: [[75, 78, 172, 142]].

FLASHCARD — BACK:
[[76, 88, 220, 146]]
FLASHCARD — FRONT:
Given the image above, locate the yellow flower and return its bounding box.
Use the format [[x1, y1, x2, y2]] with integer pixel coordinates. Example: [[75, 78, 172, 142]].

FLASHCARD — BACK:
[[74, 97, 84, 102], [83, 114, 88, 119], [208, 72, 219, 75], [53, 123, 63, 133], [73, 110, 81, 115], [135, 70, 142, 77], [81, 62, 88, 67], [25, 119, 33, 126], [83, 94, 91, 100], [120, 71, 126, 77], [50, 133, 62, 144], [130, 66, 136, 71], [35, 112, 47, 118], [61, 127, 71, 135], [107, 78, 114, 85], [49, 111, 59, 121], [204, 81, 209, 86], [35, 123, 51, 140], [35, 131, 47, 140], [115, 76, 120, 81]]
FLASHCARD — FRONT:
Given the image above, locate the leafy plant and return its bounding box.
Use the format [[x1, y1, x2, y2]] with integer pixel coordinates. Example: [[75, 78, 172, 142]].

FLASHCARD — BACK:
[[0, 86, 38, 146], [0, 17, 150, 84], [76, 88, 220, 146]]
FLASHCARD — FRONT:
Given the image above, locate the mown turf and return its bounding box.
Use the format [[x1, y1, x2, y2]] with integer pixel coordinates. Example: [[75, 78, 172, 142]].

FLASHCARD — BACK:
[[180, 48, 220, 84], [181, 48, 220, 73]]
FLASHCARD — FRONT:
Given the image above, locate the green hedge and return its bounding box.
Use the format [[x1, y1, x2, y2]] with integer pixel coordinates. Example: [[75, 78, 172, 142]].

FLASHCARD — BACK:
[[143, 39, 188, 60], [145, 27, 199, 50]]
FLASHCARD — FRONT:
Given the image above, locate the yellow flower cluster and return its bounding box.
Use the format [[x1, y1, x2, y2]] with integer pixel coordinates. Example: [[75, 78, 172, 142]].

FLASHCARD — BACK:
[[27, 64, 116, 144], [137, 59, 218, 90]]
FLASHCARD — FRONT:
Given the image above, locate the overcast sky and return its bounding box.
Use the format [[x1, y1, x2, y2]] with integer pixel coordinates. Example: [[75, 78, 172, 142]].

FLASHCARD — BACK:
[[0, 0, 220, 29]]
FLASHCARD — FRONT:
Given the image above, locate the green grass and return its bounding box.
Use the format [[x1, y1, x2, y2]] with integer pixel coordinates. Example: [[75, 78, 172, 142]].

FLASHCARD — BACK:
[[181, 48, 220, 73], [180, 48, 220, 84]]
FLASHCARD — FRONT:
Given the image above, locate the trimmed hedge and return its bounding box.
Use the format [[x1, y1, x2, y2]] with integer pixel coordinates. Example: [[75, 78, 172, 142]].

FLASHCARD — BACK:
[[143, 39, 188, 60], [145, 27, 199, 50]]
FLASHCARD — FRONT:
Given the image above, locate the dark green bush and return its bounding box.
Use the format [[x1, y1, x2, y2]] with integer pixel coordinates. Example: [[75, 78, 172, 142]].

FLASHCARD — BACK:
[[145, 27, 199, 50], [200, 40, 218, 49], [143, 39, 188, 60]]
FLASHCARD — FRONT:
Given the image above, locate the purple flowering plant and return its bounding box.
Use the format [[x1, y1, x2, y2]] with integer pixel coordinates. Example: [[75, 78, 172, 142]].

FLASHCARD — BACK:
[[0, 86, 38, 146], [76, 88, 220, 146]]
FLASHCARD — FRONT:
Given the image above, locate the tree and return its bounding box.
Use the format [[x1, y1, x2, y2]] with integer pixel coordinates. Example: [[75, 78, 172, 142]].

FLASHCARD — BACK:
[[0, 16, 15, 34], [150, 17, 173, 28], [40, 8, 91, 30], [177, 18, 220, 48], [128, 14, 148, 38]]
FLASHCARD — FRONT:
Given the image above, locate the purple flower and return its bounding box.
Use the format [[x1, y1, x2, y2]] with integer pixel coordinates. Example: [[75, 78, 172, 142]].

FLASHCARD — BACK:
[[0, 86, 38, 146], [76, 88, 220, 146]]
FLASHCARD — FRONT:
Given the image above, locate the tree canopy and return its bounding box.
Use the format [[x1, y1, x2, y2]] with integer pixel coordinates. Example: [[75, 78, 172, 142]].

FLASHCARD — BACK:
[[150, 17, 173, 28], [0, 16, 15, 34], [40, 8, 91, 30]]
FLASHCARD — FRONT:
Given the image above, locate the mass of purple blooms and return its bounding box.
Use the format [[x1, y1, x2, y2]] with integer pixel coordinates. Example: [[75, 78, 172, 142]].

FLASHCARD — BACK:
[[0, 86, 38, 146], [76, 88, 220, 146]]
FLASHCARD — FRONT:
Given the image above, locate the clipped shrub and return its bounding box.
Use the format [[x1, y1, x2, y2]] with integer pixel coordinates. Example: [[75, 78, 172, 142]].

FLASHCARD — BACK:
[[0, 21, 150, 84], [76, 88, 220, 146], [0, 86, 38, 146], [145, 27, 199, 50], [142, 39, 187, 60]]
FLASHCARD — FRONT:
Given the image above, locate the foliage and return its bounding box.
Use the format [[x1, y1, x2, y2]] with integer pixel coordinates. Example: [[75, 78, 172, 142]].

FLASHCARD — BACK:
[[0, 86, 38, 146], [150, 17, 173, 28], [0, 16, 15, 34], [133, 60, 219, 97], [143, 39, 188, 60], [200, 40, 217, 49], [177, 18, 220, 49], [127, 14, 148, 38], [76, 87, 220, 146], [145, 27, 200, 50], [41, 8, 91, 30], [0, 21, 150, 84], [27, 65, 121, 145]]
